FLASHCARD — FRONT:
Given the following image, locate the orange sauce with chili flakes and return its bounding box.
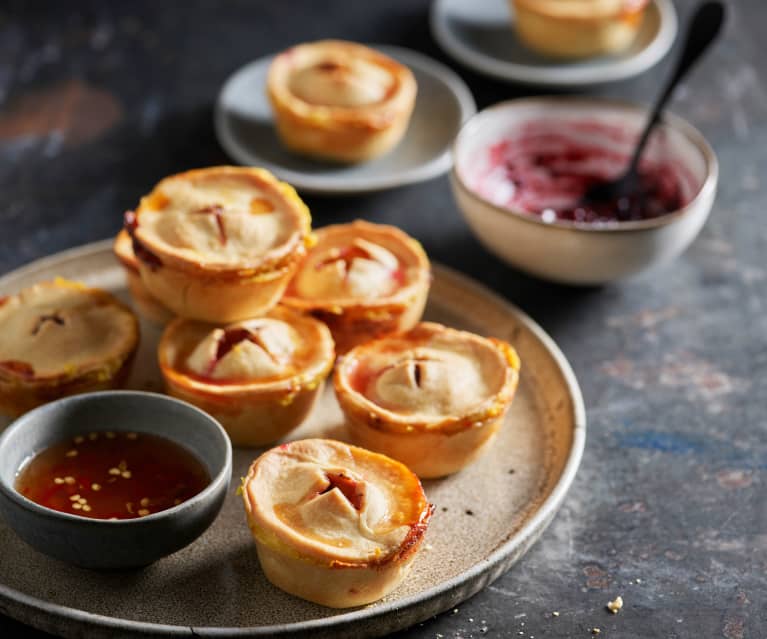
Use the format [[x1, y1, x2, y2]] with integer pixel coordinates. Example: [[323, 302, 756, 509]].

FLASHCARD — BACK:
[[15, 431, 210, 520]]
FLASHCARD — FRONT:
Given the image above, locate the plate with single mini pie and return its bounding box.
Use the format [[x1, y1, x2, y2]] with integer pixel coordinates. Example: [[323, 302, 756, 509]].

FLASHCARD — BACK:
[[215, 42, 476, 194], [0, 239, 584, 637], [430, 0, 677, 87]]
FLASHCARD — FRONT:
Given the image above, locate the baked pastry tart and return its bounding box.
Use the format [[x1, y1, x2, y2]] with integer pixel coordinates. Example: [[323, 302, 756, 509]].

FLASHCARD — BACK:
[[241, 438, 432, 607], [113, 230, 174, 325], [158, 306, 334, 447], [0, 279, 139, 417], [511, 0, 650, 59], [334, 322, 520, 478], [125, 166, 311, 323], [282, 220, 430, 354], [267, 40, 417, 163]]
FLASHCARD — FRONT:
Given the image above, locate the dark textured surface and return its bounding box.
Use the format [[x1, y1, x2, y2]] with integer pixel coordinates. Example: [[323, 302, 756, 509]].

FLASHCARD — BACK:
[[1, 0, 765, 637]]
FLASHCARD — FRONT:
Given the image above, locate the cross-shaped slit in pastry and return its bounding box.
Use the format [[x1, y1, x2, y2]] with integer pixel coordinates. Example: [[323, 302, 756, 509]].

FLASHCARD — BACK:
[[313, 239, 397, 281], [31, 312, 65, 336], [204, 325, 279, 377], [317, 471, 364, 511], [193, 204, 227, 245], [376, 356, 439, 390]]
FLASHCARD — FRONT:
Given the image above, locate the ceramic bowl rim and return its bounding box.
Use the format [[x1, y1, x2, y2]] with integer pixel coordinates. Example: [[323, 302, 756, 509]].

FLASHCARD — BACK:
[[451, 95, 719, 234], [0, 390, 232, 526]]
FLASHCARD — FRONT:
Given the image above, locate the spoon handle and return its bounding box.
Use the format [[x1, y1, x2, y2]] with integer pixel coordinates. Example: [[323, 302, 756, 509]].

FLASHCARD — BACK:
[[629, 1, 726, 172]]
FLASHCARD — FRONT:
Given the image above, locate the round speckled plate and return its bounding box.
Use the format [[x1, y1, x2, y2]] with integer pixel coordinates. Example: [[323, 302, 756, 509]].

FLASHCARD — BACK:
[[0, 241, 585, 638]]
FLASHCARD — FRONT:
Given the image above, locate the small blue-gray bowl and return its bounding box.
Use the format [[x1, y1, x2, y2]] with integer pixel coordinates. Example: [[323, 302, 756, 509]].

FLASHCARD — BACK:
[[0, 391, 232, 570]]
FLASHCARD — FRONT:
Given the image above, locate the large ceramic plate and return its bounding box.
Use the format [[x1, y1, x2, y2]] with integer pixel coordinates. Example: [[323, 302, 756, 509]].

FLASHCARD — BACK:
[[214, 46, 476, 195], [430, 0, 677, 87], [0, 241, 585, 638]]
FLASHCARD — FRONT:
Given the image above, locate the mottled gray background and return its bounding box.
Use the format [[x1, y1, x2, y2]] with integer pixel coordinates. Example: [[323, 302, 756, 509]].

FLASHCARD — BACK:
[[1, 0, 765, 637]]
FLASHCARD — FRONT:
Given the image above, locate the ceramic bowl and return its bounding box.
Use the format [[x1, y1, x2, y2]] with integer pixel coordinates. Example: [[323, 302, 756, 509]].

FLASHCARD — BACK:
[[450, 97, 718, 285], [0, 391, 232, 570]]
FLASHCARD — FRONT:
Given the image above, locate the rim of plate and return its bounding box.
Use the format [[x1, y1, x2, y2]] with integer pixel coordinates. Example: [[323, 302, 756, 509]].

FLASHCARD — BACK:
[[429, 0, 678, 86], [0, 240, 586, 638], [214, 45, 477, 195]]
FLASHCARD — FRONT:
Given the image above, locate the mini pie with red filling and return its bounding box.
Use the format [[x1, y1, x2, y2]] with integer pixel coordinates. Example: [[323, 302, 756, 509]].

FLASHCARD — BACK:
[[334, 322, 520, 478], [0, 279, 140, 417], [113, 229, 174, 325], [282, 220, 430, 355], [241, 438, 432, 608], [126, 166, 312, 323], [267, 40, 417, 163], [158, 306, 334, 447], [511, 0, 650, 59]]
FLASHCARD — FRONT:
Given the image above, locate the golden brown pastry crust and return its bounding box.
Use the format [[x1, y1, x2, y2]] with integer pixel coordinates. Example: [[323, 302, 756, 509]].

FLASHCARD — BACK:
[[268, 40, 417, 163], [242, 438, 432, 607], [282, 220, 430, 354], [113, 230, 174, 325], [127, 166, 311, 323], [334, 322, 520, 478], [158, 306, 334, 447], [512, 0, 650, 59], [0, 279, 139, 416]]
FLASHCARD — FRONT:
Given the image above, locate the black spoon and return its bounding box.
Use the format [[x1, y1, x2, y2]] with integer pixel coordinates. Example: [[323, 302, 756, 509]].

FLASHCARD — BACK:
[[580, 1, 725, 211]]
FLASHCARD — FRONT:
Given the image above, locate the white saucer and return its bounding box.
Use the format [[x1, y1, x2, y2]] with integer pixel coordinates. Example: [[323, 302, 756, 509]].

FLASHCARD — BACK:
[[214, 46, 476, 195], [430, 0, 678, 87]]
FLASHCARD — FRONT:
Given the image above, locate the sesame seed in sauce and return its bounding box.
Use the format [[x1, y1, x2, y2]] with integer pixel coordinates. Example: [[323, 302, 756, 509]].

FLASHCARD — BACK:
[[15, 431, 209, 521]]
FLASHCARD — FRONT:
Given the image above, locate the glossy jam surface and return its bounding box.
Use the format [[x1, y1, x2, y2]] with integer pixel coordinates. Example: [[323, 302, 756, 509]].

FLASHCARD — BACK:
[[16, 431, 210, 520], [469, 122, 690, 224]]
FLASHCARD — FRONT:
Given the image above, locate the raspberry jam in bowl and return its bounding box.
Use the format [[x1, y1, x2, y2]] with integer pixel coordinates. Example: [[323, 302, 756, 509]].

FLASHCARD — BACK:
[[450, 97, 718, 284]]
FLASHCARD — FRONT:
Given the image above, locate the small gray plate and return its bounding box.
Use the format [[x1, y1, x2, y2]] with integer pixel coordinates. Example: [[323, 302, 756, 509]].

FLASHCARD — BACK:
[[430, 0, 678, 87], [214, 45, 476, 195]]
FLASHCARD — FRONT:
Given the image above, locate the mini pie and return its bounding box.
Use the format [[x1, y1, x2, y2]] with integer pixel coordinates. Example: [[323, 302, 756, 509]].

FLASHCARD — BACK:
[[267, 40, 417, 163], [0, 279, 140, 417], [334, 322, 520, 478], [126, 166, 312, 323], [113, 230, 174, 325], [511, 0, 650, 59], [242, 438, 432, 608], [282, 220, 430, 355], [158, 306, 334, 447]]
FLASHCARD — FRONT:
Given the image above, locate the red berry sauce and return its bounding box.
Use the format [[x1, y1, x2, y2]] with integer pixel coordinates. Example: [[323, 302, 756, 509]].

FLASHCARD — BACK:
[[470, 122, 692, 224]]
